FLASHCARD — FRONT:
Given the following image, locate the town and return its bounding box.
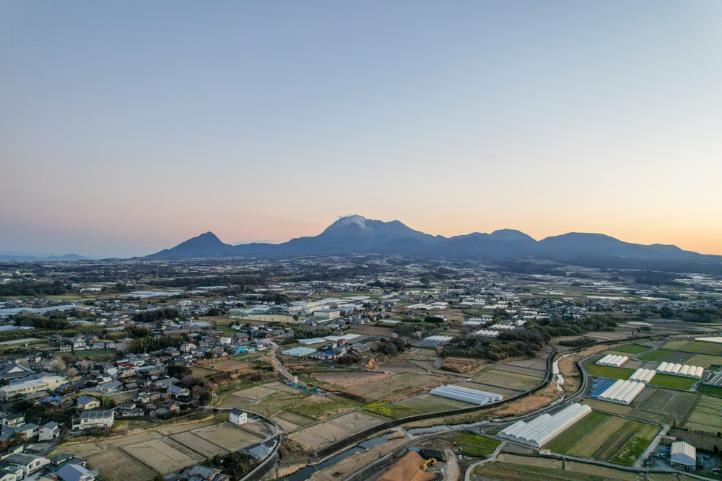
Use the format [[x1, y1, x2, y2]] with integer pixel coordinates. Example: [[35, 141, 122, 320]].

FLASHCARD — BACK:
[[0, 256, 720, 481]]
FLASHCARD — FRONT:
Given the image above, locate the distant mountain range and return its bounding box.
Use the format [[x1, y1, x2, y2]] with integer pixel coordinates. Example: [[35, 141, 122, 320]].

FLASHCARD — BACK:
[[145, 215, 722, 273], [0, 253, 88, 262]]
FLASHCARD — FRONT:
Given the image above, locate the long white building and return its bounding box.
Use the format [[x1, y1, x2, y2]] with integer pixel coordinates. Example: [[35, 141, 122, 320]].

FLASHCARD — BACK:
[[430, 385, 502, 405], [0, 374, 67, 400], [596, 354, 628, 367], [597, 379, 645, 405], [630, 368, 656, 383], [499, 403, 591, 447], [656, 362, 704, 379]]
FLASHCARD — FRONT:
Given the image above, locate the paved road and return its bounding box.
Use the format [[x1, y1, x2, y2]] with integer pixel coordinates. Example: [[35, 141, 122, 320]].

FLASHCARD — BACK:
[[463, 441, 506, 481], [268, 341, 295, 383], [444, 448, 459, 481]]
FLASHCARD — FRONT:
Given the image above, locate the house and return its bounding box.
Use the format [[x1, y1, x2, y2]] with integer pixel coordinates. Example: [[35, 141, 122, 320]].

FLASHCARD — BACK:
[[0, 363, 34, 382], [72, 410, 114, 431], [56, 463, 97, 481], [94, 380, 122, 394], [0, 413, 24, 428], [0, 463, 21, 481], [229, 408, 247, 426], [3, 453, 50, 478], [76, 396, 100, 411], [38, 422, 59, 442], [12, 423, 38, 440]]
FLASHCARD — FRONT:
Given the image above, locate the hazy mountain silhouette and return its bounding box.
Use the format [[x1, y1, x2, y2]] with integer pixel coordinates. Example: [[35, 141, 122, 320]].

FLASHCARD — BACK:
[[145, 215, 722, 273]]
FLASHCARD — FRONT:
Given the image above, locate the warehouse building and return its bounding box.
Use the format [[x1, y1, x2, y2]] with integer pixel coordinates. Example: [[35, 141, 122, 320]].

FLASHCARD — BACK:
[[596, 354, 628, 367], [499, 403, 591, 447], [597, 379, 645, 405], [430, 385, 502, 405], [630, 368, 656, 383], [656, 362, 704, 379], [670, 441, 696, 470]]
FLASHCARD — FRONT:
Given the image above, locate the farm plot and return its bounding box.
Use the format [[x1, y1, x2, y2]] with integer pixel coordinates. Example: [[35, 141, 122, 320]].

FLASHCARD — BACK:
[[54, 418, 256, 481], [686, 354, 722, 369], [635, 389, 696, 425], [472, 367, 541, 391], [584, 364, 634, 380], [122, 438, 203, 474], [315, 371, 446, 402], [366, 393, 473, 418], [546, 411, 659, 466], [191, 422, 262, 451], [683, 395, 722, 434], [288, 411, 384, 452], [639, 349, 693, 364], [649, 374, 697, 391], [662, 340, 722, 356], [170, 431, 228, 458], [608, 344, 649, 355]]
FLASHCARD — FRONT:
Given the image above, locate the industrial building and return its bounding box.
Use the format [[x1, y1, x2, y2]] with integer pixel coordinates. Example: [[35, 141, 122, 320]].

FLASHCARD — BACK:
[[629, 368, 656, 383], [597, 379, 645, 405], [472, 329, 499, 337], [656, 362, 704, 379], [499, 403, 591, 447], [430, 385, 502, 405], [596, 354, 628, 367], [670, 441, 697, 470]]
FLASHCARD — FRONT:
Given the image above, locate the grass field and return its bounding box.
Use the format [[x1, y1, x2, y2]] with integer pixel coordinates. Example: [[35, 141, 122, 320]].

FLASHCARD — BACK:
[[453, 432, 500, 458], [611, 344, 649, 354], [285, 395, 356, 421], [698, 384, 722, 398], [363, 400, 419, 418], [546, 411, 658, 466], [662, 340, 722, 356], [585, 364, 634, 380], [649, 373, 697, 391], [684, 395, 722, 435], [470, 454, 695, 481], [639, 349, 692, 363]]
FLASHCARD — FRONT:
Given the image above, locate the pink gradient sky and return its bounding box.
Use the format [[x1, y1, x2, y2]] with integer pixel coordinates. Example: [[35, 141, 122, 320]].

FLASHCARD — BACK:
[[2, 1, 721, 257]]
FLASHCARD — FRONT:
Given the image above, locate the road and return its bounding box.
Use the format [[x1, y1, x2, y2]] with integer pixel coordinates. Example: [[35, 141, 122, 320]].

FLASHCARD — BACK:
[[463, 441, 506, 481], [267, 341, 296, 383]]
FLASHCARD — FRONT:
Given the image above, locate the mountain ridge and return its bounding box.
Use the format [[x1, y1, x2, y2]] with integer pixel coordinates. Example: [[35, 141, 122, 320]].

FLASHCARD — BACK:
[[144, 215, 722, 273]]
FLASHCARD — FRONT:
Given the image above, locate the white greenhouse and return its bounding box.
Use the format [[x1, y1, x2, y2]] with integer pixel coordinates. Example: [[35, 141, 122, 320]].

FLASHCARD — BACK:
[[656, 362, 704, 379], [596, 354, 629, 367], [630, 368, 656, 383], [429, 385, 503, 405], [597, 379, 645, 405], [670, 441, 696, 469], [499, 403, 591, 447]]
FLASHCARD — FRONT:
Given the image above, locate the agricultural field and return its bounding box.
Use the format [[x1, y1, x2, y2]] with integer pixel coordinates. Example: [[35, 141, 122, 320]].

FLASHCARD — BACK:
[[471, 454, 698, 481], [608, 344, 649, 354], [545, 411, 659, 466], [472, 366, 543, 391], [635, 389, 696, 425], [53, 417, 265, 481], [452, 432, 500, 457], [683, 395, 722, 435], [649, 373, 697, 391], [584, 364, 634, 380], [662, 340, 722, 356], [218, 381, 355, 431], [685, 354, 722, 369], [314, 370, 446, 402], [287, 410, 385, 452], [698, 384, 722, 398], [639, 349, 693, 364]]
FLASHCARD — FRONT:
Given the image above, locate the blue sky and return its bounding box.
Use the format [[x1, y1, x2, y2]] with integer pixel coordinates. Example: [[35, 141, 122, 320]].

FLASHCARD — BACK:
[[2, 1, 721, 256]]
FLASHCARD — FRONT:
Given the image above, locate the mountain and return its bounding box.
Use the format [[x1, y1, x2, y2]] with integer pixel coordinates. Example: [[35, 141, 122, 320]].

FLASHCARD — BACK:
[[147, 232, 236, 260], [144, 215, 722, 273], [0, 252, 88, 262]]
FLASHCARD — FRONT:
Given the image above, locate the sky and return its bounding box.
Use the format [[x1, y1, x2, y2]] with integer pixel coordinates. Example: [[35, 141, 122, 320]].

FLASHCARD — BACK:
[[2, 1, 722, 258]]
